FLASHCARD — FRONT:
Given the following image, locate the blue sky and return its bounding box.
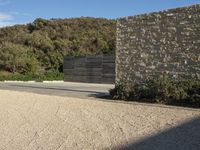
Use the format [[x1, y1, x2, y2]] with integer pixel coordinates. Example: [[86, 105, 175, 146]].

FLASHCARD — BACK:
[[0, 0, 199, 27]]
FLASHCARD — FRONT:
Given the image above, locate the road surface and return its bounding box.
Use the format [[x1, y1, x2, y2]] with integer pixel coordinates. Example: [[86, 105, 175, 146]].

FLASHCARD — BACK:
[[0, 82, 114, 99]]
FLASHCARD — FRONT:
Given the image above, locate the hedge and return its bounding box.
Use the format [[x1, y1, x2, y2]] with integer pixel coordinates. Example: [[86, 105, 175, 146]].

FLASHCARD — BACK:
[[110, 77, 200, 108]]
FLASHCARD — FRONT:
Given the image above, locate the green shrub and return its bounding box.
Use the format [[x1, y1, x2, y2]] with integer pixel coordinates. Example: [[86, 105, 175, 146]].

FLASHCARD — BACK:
[[109, 84, 129, 100], [0, 71, 64, 81], [110, 77, 200, 107]]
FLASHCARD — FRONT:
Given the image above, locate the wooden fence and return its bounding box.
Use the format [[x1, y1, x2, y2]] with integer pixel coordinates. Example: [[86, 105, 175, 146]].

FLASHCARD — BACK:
[[63, 55, 115, 84]]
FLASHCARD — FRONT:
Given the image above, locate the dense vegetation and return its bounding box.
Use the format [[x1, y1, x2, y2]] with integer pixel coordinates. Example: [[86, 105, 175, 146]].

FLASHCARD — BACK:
[[110, 77, 200, 108], [0, 17, 116, 80]]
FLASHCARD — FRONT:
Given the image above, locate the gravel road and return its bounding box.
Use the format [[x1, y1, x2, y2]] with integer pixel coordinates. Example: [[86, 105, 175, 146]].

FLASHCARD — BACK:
[[0, 90, 200, 150]]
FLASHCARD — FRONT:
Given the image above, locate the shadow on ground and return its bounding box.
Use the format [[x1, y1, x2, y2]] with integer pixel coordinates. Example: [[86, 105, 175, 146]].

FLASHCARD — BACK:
[[10, 84, 104, 94], [113, 117, 200, 150], [88, 93, 112, 99], [0, 83, 111, 99]]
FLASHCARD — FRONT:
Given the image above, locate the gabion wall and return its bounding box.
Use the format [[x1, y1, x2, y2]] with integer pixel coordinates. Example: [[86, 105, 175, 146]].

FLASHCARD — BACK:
[[116, 4, 200, 85]]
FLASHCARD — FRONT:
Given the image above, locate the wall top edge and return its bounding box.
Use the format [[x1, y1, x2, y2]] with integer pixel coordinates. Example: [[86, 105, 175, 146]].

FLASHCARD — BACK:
[[117, 4, 200, 21]]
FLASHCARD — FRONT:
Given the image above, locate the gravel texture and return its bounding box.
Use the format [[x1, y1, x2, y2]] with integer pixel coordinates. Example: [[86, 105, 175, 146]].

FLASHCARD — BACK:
[[0, 90, 199, 150]]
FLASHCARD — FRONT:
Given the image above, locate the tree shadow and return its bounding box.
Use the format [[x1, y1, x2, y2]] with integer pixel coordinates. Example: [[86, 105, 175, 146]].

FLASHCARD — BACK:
[[88, 92, 112, 99], [113, 117, 200, 150]]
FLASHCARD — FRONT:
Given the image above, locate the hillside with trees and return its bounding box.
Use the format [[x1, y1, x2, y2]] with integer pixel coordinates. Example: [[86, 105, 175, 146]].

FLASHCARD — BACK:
[[0, 17, 116, 80]]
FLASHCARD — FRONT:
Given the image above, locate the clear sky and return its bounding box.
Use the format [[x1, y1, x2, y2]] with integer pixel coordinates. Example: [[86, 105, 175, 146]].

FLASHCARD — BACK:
[[0, 0, 199, 27]]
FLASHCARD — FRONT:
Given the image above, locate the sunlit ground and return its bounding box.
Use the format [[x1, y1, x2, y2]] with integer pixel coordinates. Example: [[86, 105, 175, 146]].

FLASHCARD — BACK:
[[0, 90, 199, 150]]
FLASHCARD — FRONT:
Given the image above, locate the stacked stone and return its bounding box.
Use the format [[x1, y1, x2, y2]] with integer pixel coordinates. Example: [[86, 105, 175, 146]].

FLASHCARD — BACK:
[[116, 4, 200, 85]]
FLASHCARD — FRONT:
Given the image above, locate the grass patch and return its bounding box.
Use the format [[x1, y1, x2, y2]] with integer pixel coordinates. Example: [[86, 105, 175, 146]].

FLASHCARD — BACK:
[[0, 71, 64, 82]]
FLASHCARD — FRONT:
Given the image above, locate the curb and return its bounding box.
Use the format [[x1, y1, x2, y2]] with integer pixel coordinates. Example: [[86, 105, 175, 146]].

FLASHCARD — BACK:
[[2, 80, 64, 83], [95, 98, 200, 112]]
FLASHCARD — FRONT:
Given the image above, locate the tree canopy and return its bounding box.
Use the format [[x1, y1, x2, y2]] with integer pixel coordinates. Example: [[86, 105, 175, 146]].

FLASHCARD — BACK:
[[0, 17, 116, 75]]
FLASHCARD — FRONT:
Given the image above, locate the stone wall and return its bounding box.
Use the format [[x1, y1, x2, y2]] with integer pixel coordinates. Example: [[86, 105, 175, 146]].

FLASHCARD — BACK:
[[116, 4, 200, 85]]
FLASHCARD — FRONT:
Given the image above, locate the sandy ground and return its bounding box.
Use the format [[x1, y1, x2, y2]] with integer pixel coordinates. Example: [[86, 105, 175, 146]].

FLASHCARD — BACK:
[[0, 90, 200, 150]]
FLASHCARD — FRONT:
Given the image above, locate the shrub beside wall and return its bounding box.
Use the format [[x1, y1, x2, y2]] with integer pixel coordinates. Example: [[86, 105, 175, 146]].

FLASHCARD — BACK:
[[110, 77, 200, 108]]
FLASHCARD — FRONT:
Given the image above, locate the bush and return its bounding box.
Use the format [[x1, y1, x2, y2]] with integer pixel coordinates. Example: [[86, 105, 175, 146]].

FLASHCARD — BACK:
[[110, 77, 200, 107], [109, 84, 129, 100]]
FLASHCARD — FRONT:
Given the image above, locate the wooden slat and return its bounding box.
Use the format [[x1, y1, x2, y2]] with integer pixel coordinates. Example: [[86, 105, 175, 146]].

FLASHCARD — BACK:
[[73, 68, 102, 76], [63, 55, 115, 83], [85, 62, 102, 68], [63, 57, 74, 69], [102, 73, 115, 78], [74, 57, 86, 68], [63, 69, 74, 75], [86, 55, 102, 62], [102, 63, 115, 74], [63, 64, 74, 69], [103, 55, 115, 63], [71, 75, 102, 83], [102, 77, 115, 84]]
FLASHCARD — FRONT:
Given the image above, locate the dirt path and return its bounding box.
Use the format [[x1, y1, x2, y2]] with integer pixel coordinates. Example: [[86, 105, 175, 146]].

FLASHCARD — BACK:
[[0, 90, 199, 150]]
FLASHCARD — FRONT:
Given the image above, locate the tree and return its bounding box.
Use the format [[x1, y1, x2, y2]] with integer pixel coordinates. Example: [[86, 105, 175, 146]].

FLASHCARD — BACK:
[[0, 43, 40, 74], [0, 17, 116, 75]]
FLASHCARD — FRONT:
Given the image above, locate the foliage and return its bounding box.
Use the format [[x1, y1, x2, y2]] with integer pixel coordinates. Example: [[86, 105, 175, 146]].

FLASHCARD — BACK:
[[0, 71, 64, 81], [110, 77, 200, 107], [0, 17, 116, 77], [0, 43, 40, 74]]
